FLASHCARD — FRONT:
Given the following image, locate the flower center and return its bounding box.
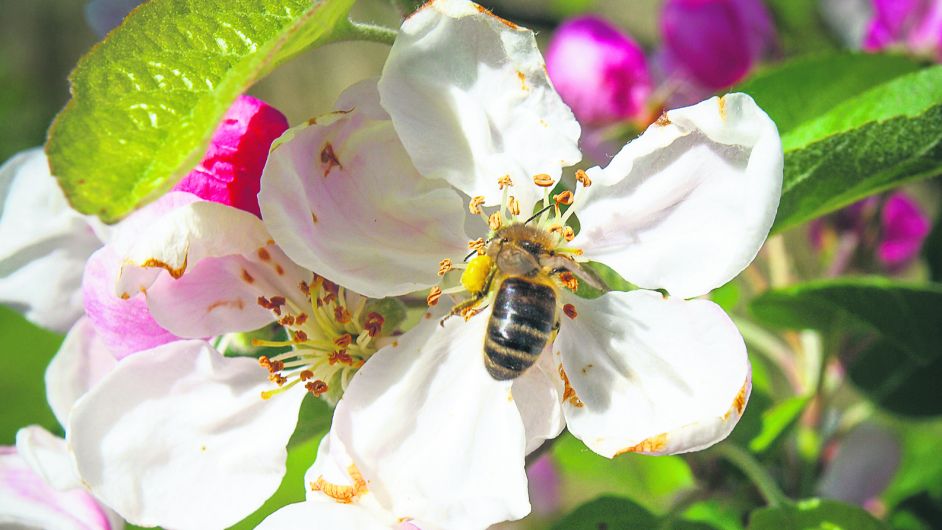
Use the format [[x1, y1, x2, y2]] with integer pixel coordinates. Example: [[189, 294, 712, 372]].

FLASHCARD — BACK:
[[253, 274, 389, 403]]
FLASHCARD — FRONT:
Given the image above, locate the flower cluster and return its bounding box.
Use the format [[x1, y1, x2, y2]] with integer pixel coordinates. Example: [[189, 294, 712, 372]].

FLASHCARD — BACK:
[[0, 0, 783, 528]]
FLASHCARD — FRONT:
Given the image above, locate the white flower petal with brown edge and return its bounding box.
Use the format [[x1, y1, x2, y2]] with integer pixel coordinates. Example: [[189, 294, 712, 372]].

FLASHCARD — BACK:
[[0, 148, 105, 331], [574, 93, 782, 298], [554, 290, 751, 458], [330, 311, 530, 530], [260, 80, 470, 299], [379, 0, 581, 213], [68, 340, 305, 530], [45, 317, 117, 427]]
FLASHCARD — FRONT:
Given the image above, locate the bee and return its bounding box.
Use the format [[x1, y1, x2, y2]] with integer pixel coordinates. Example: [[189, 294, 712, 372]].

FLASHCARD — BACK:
[[451, 223, 607, 380]]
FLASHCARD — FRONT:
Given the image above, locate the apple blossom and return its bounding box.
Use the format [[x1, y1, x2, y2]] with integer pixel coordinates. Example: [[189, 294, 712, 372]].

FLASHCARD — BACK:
[[259, 0, 782, 527], [864, 0, 942, 61]]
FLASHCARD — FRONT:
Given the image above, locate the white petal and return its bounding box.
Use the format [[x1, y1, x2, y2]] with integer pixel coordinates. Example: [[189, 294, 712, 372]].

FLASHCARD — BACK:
[[554, 290, 751, 458], [330, 312, 530, 529], [0, 148, 104, 331], [0, 447, 115, 530], [575, 94, 782, 298], [45, 317, 117, 427], [257, 500, 393, 530], [511, 351, 565, 454], [112, 199, 308, 338], [260, 80, 469, 298], [68, 340, 305, 529], [15, 426, 81, 491], [378, 0, 581, 212]]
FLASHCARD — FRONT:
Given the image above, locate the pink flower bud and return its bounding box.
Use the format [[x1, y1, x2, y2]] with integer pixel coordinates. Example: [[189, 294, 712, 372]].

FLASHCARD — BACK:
[[864, 0, 942, 61], [546, 16, 653, 125], [878, 192, 931, 270], [173, 95, 289, 217], [660, 0, 776, 90]]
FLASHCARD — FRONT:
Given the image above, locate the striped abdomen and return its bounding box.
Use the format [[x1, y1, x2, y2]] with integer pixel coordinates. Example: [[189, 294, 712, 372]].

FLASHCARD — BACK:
[[484, 277, 556, 380]]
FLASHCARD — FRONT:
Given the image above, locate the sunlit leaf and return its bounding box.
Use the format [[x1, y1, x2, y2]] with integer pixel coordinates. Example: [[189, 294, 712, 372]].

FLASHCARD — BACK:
[[748, 498, 890, 529], [47, 0, 356, 222]]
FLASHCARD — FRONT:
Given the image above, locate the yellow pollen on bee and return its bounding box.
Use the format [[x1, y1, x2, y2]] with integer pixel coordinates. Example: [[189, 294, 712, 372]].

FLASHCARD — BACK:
[[533, 173, 554, 187], [461, 254, 493, 294], [468, 196, 486, 215]]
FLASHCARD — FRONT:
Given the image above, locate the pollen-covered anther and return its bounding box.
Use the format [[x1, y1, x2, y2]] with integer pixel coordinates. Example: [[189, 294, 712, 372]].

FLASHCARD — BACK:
[[559, 271, 579, 291], [269, 373, 288, 386], [364, 312, 384, 337], [533, 173, 554, 187], [562, 226, 575, 242], [497, 175, 513, 189], [305, 379, 329, 397], [468, 237, 486, 254], [558, 363, 584, 408], [334, 334, 353, 348], [488, 212, 503, 231], [554, 191, 574, 206], [309, 464, 367, 504], [461, 305, 484, 321], [294, 330, 309, 342], [299, 370, 315, 381], [469, 196, 486, 215], [563, 303, 578, 319], [295, 313, 309, 326], [329, 351, 354, 365], [508, 196, 520, 216], [334, 306, 352, 324], [438, 258, 453, 276], [427, 286, 442, 306], [298, 281, 311, 297], [575, 169, 592, 187], [279, 314, 296, 327]]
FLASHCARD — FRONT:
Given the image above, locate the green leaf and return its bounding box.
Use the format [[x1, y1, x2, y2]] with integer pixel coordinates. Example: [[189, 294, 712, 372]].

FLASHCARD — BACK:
[[751, 277, 942, 364], [748, 395, 811, 453], [286, 393, 332, 447], [551, 496, 659, 530], [737, 54, 942, 232], [923, 212, 942, 282], [846, 339, 942, 417], [764, 0, 838, 56], [748, 498, 890, 530], [46, 0, 356, 222]]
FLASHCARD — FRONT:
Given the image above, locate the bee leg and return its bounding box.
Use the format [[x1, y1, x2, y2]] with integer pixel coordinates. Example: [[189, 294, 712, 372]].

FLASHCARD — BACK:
[[439, 268, 497, 326]]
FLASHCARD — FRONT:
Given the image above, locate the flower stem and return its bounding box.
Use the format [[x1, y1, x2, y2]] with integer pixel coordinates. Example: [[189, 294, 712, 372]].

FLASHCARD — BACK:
[[332, 18, 398, 45], [714, 443, 790, 507]]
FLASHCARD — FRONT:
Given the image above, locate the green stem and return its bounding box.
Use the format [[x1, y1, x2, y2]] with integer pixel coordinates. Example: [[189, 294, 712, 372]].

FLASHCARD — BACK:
[[715, 443, 790, 507], [733, 316, 802, 393], [332, 18, 398, 45]]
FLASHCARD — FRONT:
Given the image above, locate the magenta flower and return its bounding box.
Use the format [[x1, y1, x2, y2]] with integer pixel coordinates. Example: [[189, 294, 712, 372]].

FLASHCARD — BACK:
[[864, 0, 942, 60], [879, 192, 931, 269], [546, 16, 653, 125], [172, 95, 289, 217], [660, 0, 776, 91]]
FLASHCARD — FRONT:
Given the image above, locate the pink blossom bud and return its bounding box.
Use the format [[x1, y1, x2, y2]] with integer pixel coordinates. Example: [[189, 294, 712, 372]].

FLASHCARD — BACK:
[[864, 0, 942, 61], [173, 95, 289, 217], [660, 0, 776, 90], [878, 192, 931, 270], [546, 16, 653, 125]]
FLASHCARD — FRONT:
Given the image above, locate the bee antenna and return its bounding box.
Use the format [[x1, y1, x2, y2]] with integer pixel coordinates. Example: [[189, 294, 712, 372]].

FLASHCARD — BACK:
[[463, 249, 478, 262], [524, 204, 554, 225]]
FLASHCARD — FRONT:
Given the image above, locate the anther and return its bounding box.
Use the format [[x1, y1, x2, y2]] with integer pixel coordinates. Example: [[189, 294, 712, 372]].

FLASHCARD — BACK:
[[427, 286, 442, 306], [488, 212, 502, 231], [469, 196, 486, 215], [438, 258, 453, 276], [563, 303, 578, 319], [334, 334, 353, 347], [575, 169, 592, 187], [563, 226, 575, 242], [554, 191, 574, 205], [299, 370, 315, 381], [468, 238, 486, 254], [364, 312, 384, 337], [497, 175, 513, 189], [305, 380, 329, 397], [508, 196, 520, 216], [533, 174, 554, 187], [559, 271, 579, 291], [334, 306, 352, 324]]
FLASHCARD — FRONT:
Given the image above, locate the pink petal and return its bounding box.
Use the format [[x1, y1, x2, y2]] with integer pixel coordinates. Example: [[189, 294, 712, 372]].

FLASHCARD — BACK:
[[173, 95, 289, 217], [878, 192, 930, 270]]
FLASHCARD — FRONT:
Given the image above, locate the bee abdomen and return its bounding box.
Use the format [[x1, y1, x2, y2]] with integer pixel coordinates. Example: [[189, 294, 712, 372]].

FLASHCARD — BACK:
[[484, 278, 556, 380]]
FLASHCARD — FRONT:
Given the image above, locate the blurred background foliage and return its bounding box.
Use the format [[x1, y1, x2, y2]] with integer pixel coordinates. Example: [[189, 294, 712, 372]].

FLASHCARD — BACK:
[[2, 0, 942, 529]]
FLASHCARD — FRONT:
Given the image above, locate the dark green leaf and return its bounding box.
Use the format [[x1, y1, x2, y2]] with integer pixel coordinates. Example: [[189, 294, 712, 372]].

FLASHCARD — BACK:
[[748, 498, 890, 529], [287, 393, 332, 447], [47, 0, 356, 222], [846, 339, 942, 417], [551, 496, 658, 530], [751, 277, 942, 364], [764, 0, 839, 56], [923, 212, 942, 282]]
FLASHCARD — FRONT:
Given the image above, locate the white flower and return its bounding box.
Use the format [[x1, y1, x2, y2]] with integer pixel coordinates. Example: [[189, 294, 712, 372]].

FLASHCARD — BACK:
[[258, 0, 782, 528]]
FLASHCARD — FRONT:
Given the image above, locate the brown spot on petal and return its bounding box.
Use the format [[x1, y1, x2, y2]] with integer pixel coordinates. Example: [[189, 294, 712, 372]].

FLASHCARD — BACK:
[[724, 378, 751, 421], [120, 292, 131, 300], [207, 299, 245, 312], [320, 142, 342, 177], [473, 3, 518, 28], [654, 112, 671, 126], [257, 248, 271, 262], [274, 263, 285, 276], [241, 269, 255, 284], [615, 433, 669, 456], [140, 256, 187, 279], [516, 70, 528, 91], [558, 363, 584, 408], [311, 212, 318, 224], [306, 116, 318, 126]]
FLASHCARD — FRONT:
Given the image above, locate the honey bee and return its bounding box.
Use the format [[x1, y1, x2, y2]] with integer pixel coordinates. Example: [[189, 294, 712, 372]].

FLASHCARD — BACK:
[[451, 223, 607, 380]]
